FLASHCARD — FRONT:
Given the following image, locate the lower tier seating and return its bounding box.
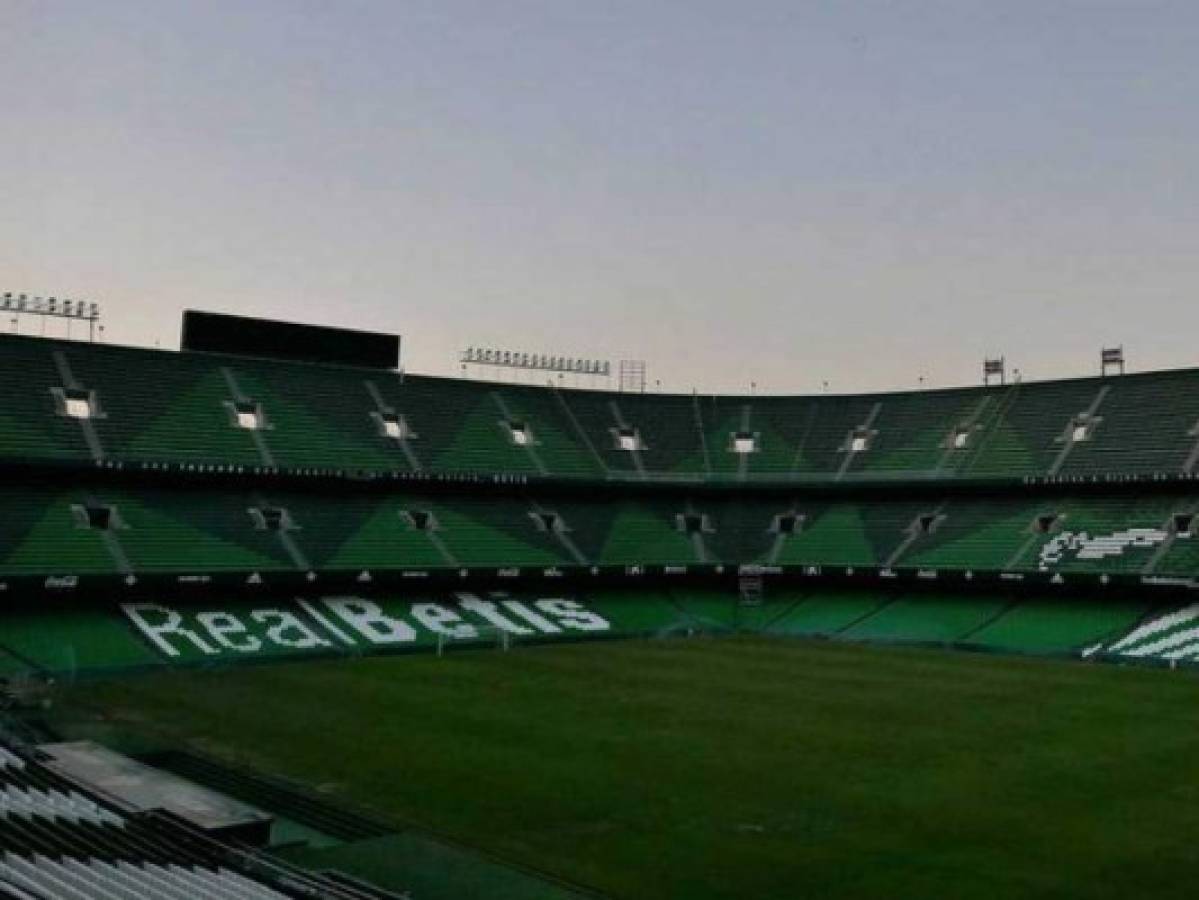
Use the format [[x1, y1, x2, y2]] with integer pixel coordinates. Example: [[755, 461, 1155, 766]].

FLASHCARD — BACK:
[[0, 746, 295, 900], [0, 590, 1173, 678]]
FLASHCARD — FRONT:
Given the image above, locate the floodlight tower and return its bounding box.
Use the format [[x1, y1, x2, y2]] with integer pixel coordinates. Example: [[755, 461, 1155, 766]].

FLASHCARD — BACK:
[[983, 357, 1006, 386], [1100, 346, 1125, 376]]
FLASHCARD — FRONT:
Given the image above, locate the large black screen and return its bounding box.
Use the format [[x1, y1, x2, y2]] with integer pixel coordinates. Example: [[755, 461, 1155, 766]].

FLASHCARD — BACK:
[[181, 311, 400, 370]]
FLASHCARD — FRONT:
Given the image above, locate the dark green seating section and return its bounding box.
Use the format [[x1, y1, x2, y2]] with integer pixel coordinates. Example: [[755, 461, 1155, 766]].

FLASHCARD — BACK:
[[2, 485, 1197, 579], [763, 590, 892, 636], [848, 388, 987, 475], [1059, 370, 1199, 475], [840, 593, 1010, 643], [901, 498, 1033, 571], [760, 590, 1155, 656], [760, 394, 874, 475], [68, 342, 265, 467], [0, 338, 91, 461], [0, 487, 117, 575], [5, 333, 1199, 481], [963, 380, 1099, 477], [967, 597, 1154, 654], [774, 500, 930, 568], [0, 605, 162, 673], [116, 488, 295, 572], [585, 589, 704, 635]]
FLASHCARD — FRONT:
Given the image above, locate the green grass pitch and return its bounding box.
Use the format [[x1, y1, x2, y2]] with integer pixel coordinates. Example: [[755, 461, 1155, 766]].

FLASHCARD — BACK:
[[59, 636, 1199, 899]]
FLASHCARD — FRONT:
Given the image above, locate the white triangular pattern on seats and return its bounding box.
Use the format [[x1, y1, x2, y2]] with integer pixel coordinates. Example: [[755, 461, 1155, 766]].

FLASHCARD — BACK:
[[1160, 640, 1199, 661], [1, 853, 292, 900], [2, 854, 96, 900], [1118, 625, 1199, 658], [1108, 603, 1199, 651], [0, 786, 123, 826], [0, 749, 24, 771]]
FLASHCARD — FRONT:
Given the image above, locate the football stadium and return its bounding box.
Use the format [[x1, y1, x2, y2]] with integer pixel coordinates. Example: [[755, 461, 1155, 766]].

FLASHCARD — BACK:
[[6, 3, 1199, 898], [1, 310, 1199, 899]]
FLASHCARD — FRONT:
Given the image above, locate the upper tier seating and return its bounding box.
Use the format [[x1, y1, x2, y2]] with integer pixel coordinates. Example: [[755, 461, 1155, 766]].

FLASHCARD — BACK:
[[5, 334, 1199, 482]]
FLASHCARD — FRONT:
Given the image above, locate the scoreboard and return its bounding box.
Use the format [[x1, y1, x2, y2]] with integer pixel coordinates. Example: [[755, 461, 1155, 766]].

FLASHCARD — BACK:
[[181, 310, 400, 370]]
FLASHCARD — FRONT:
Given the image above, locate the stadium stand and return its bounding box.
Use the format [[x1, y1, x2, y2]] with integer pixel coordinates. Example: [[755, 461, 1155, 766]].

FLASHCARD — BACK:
[[0, 589, 1177, 680], [761, 590, 894, 637], [9, 332, 1199, 481], [968, 596, 1156, 655], [0, 740, 369, 899], [5, 484, 1199, 581], [839, 593, 1010, 644], [2, 327, 1199, 680]]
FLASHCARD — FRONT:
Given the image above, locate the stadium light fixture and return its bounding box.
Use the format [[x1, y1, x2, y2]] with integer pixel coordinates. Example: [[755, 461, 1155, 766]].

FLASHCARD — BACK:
[[617, 360, 647, 394], [459, 346, 612, 380], [2, 289, 102, 341], [1101, 346, 1125, 376], [983, 357, 1006, 386]]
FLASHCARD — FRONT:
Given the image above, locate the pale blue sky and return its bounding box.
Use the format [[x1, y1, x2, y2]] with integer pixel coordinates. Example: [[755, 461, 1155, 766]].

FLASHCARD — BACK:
[[3, 1, 1197, 393]]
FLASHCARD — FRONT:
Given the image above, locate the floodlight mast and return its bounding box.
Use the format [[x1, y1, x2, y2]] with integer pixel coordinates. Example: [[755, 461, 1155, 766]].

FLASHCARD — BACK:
[[983, 356, 1006, 386], [1100, 346, 1125, 377], [2, 292, 102, 342], [618, 359, 647, 393], [458, 346, 613, 386]]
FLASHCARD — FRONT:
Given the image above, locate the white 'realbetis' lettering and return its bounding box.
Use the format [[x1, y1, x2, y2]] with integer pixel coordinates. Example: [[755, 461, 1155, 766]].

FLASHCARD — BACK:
[[296, 598, 357, 645], [196, 612, 261, 653], [535, 598, 610, 632], [323, 598, 417, 645], [250, 609, 331, 649], [121, 603, 217, 657], [411, 603, 476, 639], [502, 600, 561, 633], [456, 594, 534, 634]]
